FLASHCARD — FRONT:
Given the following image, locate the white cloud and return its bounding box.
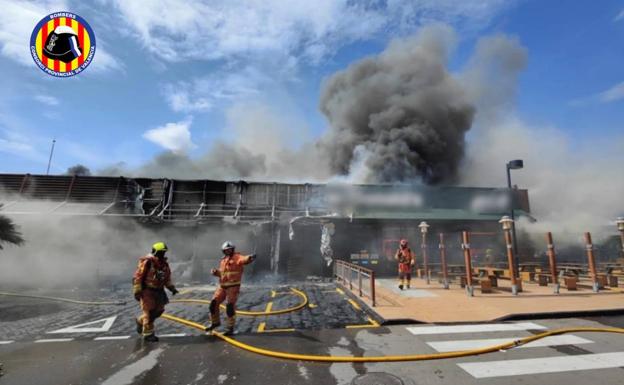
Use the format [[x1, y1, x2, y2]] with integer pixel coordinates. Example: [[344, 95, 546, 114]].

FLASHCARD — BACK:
[[598, 81, 624, 103], [0, 126, 46, 163], [143, 119, 195, 153], [163, 65, 272, 112], [88, 43, 123, 73], [0, 0, 67, 65], [0, 0, 121, 72], [34, 94, 59, 106], [570, 80, 624, 106], [615, 9, 624, 22], [0, 137, 36, 155], [107, 0, 511, 64], [164, 84, 212, 113]]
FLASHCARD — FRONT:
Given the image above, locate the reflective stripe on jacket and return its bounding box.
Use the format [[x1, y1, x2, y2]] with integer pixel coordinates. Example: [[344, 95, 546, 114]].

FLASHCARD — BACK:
[[218, 253, 252, 288]]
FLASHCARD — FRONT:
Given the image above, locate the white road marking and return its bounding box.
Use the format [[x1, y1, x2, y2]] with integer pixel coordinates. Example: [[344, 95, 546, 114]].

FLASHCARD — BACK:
[[458, 351, 624, 378], [35, 338, 74, 343], [94, 336, 131, 341], [0, 340, 14, 345], [427, 334, 593, 352], [406, 322, 546, 335], [48, 315, 117, 334], [159, 333, 187, 338]]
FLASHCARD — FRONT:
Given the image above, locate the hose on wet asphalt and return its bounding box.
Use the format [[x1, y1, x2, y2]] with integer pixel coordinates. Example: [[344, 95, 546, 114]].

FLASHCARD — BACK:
[[161, 313, 624, 363]]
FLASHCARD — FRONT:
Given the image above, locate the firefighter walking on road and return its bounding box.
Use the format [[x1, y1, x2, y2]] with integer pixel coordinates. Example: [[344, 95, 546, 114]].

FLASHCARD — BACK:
[[133, 242, 179, 342], [396, 239, 415, 290], [207, 241, 256, 335]]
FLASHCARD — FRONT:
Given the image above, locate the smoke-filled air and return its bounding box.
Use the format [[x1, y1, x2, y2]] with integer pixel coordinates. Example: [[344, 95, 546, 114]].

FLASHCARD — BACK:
[[95, 24, 624, 242]]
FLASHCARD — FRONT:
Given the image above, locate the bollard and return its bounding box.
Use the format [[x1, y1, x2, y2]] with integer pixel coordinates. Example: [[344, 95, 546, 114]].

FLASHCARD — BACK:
[[584, 232, 599, 293], [439, 233, 449, 289], [461, 231, 474, 297], [546, 232, 560, 294]]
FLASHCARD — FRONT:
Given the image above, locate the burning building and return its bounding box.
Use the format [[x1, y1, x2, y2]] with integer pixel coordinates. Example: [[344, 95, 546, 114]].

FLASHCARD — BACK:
[[0, 173, 530, 285]]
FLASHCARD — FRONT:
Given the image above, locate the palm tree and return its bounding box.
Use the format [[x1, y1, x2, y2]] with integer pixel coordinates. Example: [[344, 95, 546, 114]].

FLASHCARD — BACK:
[[0, 204, 24, 249]]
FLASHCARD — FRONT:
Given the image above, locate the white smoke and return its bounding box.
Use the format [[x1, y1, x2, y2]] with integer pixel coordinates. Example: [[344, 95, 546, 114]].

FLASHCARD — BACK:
[[458, 34, 624, 243]]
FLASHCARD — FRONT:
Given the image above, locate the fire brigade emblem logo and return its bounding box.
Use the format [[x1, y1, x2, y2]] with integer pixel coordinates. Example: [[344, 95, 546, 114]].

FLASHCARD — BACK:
[[30, 12, 96, 77]]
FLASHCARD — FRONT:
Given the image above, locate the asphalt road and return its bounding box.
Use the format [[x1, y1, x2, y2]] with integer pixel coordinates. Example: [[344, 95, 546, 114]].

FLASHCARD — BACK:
[[3, 285, 624, 384]]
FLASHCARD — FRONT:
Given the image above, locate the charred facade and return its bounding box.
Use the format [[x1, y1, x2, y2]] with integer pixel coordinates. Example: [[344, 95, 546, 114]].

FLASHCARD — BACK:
[[0, 173, 530, 282]]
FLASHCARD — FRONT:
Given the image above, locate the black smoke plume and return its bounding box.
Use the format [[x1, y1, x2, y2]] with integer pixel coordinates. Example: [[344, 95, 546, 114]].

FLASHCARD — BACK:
[[319, 25, 475, 184]]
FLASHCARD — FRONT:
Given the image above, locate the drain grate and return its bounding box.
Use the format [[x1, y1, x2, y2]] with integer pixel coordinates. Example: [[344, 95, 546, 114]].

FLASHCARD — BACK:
[[351, 372, 404, 385]]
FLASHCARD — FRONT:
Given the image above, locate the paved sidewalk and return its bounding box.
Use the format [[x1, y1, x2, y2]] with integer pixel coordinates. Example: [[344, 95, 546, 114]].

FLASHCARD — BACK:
[[349, 277, 624, 323]]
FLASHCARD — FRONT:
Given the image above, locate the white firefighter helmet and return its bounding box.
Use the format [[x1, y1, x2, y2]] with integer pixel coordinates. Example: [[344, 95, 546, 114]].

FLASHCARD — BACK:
[[221, 241, 235, 251]]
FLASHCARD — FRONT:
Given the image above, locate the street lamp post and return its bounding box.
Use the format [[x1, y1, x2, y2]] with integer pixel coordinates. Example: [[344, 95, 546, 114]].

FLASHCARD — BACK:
[[506, 159, 523, 277], [46, 139, 56, 175], [500, 215, 519, 295], [419, 221, 430, 284], [617, 217, 624, 259]]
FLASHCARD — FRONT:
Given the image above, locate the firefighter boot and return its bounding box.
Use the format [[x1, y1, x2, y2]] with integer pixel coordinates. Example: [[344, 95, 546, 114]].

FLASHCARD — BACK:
[[135, 317, 143, 335], [143, 334, 159, 342], [206, 299, 221, 331], [224, 303, 236, 335]]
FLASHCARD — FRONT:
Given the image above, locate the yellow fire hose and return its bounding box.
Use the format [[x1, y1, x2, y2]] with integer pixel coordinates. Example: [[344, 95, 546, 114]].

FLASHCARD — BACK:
[[0, 291, 126, 306], [170, 287, 308, 316], [7, 288, 624, 363], [161, 312, 624, 363]]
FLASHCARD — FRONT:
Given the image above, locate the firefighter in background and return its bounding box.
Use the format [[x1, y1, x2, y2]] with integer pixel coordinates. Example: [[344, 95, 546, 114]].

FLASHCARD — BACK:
[[133, 242, 179, 342], [207, 241, 256, 335], [395, 239, 415, 290]]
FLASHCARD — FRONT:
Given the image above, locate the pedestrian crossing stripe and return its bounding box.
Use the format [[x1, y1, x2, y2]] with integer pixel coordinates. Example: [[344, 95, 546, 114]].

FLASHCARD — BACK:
[[94, 336, 130, 341], [35, 338, 74, 343], [47, 316, 117, 334], [406, 322, 546, 335], [458, 351, 624, 378], [0, 341, 14, 345], [427, 334, 593, 352]]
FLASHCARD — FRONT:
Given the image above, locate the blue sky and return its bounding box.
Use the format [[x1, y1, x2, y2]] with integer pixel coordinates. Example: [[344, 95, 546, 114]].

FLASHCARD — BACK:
[[0, 0, 623, 175]]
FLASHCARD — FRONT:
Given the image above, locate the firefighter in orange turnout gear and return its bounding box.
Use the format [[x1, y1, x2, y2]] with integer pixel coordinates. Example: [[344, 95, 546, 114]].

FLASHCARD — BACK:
[[207, 241, 256, 335], [132, 242, 179, 342], [395, 239, 415, 290]]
